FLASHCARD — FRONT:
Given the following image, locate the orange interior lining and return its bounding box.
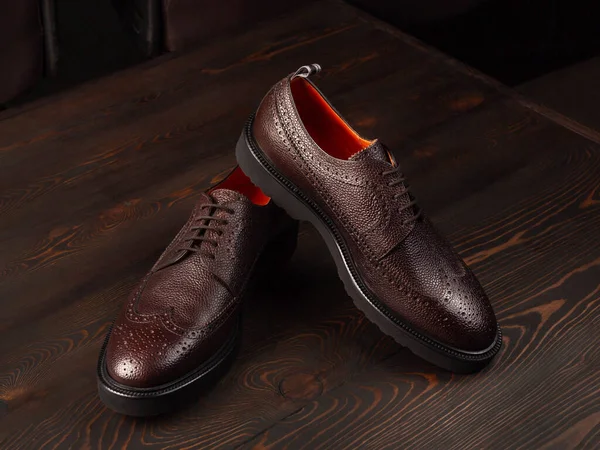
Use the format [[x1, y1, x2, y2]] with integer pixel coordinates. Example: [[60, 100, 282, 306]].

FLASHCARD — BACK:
[[210, 167, 270, 206], [291, 78, 372, 160]]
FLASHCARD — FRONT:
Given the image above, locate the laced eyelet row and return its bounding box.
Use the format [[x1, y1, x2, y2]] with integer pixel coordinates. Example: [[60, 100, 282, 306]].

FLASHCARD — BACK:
[[176, 202, 235, 259], [381, 167, 421, 225]]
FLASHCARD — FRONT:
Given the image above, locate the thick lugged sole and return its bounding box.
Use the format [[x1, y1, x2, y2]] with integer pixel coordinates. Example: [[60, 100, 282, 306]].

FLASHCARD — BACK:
[[97, 320, 240, 417], [236, 116, 502, 374]]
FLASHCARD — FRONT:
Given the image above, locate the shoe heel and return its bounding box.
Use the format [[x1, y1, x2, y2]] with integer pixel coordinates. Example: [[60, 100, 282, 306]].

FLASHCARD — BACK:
[[235, 117, 276, 190], [236, 116, 315, 224]]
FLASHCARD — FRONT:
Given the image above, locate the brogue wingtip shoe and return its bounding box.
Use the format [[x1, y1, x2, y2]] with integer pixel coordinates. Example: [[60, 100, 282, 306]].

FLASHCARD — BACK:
[[98, 167, 298, 415], [235, 65, 501, 373]]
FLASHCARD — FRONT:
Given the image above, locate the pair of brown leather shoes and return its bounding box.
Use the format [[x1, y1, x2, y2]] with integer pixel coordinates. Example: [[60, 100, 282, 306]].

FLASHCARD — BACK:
[[98, 65, 501, 416]]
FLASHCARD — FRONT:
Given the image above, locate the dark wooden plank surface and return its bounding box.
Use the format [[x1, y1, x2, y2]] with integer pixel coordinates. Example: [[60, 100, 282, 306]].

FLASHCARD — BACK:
[[0, 1, 598, 449], [519, 56, 600, 133]]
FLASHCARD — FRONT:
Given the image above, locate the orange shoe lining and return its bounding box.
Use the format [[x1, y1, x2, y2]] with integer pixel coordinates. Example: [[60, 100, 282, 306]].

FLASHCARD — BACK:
[[291, 78, 372, 160], [210, 167, 270, 206]]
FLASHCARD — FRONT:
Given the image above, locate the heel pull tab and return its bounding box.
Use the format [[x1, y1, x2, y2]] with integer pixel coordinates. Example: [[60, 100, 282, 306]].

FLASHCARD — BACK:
[[291, 64, 322, 80]]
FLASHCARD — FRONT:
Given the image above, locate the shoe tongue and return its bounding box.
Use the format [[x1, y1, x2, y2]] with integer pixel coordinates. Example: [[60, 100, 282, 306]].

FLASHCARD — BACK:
[[209, 188, 245, 204], [349, 140, 391, 164]]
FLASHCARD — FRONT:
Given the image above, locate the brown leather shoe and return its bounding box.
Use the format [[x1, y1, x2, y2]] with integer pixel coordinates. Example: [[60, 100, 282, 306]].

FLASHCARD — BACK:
[[236, 65, 501, 373], [97, 167, 297, 415]]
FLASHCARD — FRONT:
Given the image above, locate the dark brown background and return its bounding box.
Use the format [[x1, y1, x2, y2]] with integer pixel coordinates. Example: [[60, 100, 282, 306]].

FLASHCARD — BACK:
[[0, 1, 598, 448]]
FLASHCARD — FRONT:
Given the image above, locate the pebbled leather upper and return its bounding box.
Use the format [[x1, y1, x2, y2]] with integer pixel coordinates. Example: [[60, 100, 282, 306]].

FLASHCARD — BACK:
[[104, 188, 296, 388], [253, 75, 498, 352]]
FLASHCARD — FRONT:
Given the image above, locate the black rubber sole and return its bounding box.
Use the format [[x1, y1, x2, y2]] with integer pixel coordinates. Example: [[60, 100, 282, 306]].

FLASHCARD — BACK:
[[236, 116, 502, 374], [97, 319, 240, 417]]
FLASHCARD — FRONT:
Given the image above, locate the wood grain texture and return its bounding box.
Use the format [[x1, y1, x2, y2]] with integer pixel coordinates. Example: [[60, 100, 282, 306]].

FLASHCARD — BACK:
[[0, 1, 598, 449], [518, 56, 600, 133]]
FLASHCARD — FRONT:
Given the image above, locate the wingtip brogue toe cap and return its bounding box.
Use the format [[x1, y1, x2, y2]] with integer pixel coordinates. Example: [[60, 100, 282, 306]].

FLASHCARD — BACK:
[[415, 286, 500, 354], [104, 320, 183, 389], [103, 317, 234, 389]]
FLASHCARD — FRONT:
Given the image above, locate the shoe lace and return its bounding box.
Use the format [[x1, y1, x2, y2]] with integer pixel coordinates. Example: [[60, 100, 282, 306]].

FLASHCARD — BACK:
[[381, 164, 422, 225], [177, 201, 235, 259]]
